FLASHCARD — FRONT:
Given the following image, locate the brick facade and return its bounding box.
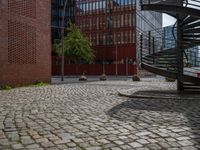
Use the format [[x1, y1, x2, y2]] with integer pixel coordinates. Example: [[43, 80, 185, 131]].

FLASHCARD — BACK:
[[52, 0, 137, 75], [0, 0, 51, 86]]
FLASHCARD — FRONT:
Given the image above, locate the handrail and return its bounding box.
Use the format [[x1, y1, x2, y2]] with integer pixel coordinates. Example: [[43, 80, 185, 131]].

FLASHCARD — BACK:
[[140, 30, 200, 76], [141, 0, 200, 10], [140, 0, 200, 80], [184, 0, 200, 9], [141, 0, 182, 5]]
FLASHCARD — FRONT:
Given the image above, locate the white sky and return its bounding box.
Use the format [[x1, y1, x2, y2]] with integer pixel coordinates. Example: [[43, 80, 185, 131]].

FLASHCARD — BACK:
[[163, 14, 176, 27], [162, 0, 199, 27]]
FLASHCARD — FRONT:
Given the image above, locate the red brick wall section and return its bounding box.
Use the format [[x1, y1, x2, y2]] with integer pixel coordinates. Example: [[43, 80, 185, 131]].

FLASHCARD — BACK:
[[93, 44, 136, 60], [52, 64, 137, 76], [52, 57, 137, 76], [52, 43, 137, 75], [0, 0, 51, 86]]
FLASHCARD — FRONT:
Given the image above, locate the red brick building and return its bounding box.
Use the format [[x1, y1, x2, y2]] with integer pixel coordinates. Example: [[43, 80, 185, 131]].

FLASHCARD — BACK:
[[52, 0, 137, 76], [0, 0, 51, 86]]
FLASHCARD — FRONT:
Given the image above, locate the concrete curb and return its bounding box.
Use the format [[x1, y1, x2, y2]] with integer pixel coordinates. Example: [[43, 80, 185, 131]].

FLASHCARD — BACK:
[[118, 90, 200, 100]]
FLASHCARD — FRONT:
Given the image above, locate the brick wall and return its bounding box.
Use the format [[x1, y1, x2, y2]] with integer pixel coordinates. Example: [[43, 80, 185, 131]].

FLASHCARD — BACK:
[[52, 57, 137, 76], [0, 0, 51, 86]]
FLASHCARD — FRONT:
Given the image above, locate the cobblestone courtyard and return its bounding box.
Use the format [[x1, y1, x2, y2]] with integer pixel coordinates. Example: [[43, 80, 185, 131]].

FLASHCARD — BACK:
[[0, 77, 200, 150]]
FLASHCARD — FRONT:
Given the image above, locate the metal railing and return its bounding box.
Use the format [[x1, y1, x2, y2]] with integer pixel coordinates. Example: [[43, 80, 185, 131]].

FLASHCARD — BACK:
[[141, 0, 200, 10], [140, 32, 178, 71], [140, 31, 200, 77], [186, 48, 200, 66], [140, 0, 200, 79], [185, 0, 200, 9], [141, 0, 182, 5]]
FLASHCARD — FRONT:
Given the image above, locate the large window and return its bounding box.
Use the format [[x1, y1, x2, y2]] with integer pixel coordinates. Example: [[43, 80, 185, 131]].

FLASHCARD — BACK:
[[75, 0, 136, 46]]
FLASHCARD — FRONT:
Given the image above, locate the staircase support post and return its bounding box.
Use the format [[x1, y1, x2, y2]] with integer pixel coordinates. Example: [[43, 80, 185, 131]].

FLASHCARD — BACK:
[[177, 17, 184, 91], [148, 31, 151, 55], [140, 34, 143, 64], [152, 37, 155, 64], [195, 51, 197, 66]]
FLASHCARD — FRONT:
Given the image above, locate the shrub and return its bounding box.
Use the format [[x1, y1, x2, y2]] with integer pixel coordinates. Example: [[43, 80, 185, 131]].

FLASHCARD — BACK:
[[132, 75, 141, 81], [79, 75, 87, 81], [99, 74, 107, 81]]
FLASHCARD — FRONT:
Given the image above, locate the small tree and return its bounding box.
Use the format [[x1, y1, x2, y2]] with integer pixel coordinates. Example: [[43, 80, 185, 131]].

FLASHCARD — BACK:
[[55, 23, 95, 75], [55, 23, 95, 64]]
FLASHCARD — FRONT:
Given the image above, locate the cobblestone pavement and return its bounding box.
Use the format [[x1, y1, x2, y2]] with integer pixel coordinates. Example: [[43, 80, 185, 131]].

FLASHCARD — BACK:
[[0, 78, 200, 150]]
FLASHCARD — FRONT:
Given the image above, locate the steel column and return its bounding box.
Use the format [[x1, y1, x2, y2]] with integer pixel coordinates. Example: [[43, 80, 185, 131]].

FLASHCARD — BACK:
[[61, 0, 68, 81], [152, 37, 155, 64], [148, 31, 151, 54], [140, 34, 143, 64], [177, 17, 184, 91]]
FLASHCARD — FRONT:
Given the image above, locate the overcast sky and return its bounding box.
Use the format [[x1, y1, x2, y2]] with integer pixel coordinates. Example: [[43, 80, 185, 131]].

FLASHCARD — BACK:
[[162, 0, 199, 27], [163, 14, 176, 27]]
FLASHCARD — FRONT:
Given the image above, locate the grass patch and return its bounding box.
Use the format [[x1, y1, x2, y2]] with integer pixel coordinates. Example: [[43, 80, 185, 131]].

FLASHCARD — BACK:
[[0, 85, 12, 90], [32, 81, 48, 87], [0, 81, 48, 91]]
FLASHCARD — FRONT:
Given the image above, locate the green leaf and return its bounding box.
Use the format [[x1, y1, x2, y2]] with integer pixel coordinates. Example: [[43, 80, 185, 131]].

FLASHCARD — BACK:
[[55, 23, 95, 63]]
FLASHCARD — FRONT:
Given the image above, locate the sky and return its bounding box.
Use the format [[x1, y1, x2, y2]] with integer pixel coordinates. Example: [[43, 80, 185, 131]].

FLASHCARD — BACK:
[[163, 14, 176, 27], [77, 0, 195, 28], [162, 0, 200, 27]]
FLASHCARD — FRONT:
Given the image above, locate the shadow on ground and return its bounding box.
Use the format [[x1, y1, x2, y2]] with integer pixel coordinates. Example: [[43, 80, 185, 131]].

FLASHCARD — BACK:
[[108, 91, 200, 144]]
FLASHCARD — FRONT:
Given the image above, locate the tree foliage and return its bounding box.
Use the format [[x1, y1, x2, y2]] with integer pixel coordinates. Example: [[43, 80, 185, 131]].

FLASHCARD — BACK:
[[55, 23, 95, 63]]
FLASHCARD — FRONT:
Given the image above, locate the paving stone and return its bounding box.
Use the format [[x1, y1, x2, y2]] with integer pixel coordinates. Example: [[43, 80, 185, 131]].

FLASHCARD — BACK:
[[85, 146, 102, 150], [158, 142, 170, 148], [72, 138, 84, 143], [97, 139, 110, 144], [178, 140, 194, 146], [147, 143, 162, 150], [168, 141, 181, 147], [0, 78, 199, 150], [129, 142, 143, 148], [136, 132, 152, 136], [66, 142, 77, 147], [111, 147, 122, 150], [181, 146, 198, 150], [54, 139, 70, 145], [0, 138, 10, 146], [40, 141, 55, 148], [120, 145, 132, 149], [137, 139, 150, 144], [26, 144, 40, 149], [176, 136, 191, 141], [46, 147, 59, 150], [11, 144, 24, 149], [35, 138, 49, 143], [166, 138, 176, 142], [21, 138, 34, 145], [58, 133, 75, 140], [56, 144, 68, 149], [104, 143, 117, 148], [147, 139, 158, 143], [136, 148, 150, 150]]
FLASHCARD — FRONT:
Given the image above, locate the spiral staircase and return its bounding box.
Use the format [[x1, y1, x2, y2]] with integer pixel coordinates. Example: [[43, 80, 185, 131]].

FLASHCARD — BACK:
[[140, 0, 200, 91]]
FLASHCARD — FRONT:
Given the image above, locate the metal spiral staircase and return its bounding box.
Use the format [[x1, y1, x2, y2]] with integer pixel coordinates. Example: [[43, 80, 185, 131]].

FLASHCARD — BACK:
[[140, 0, 200, 91]]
